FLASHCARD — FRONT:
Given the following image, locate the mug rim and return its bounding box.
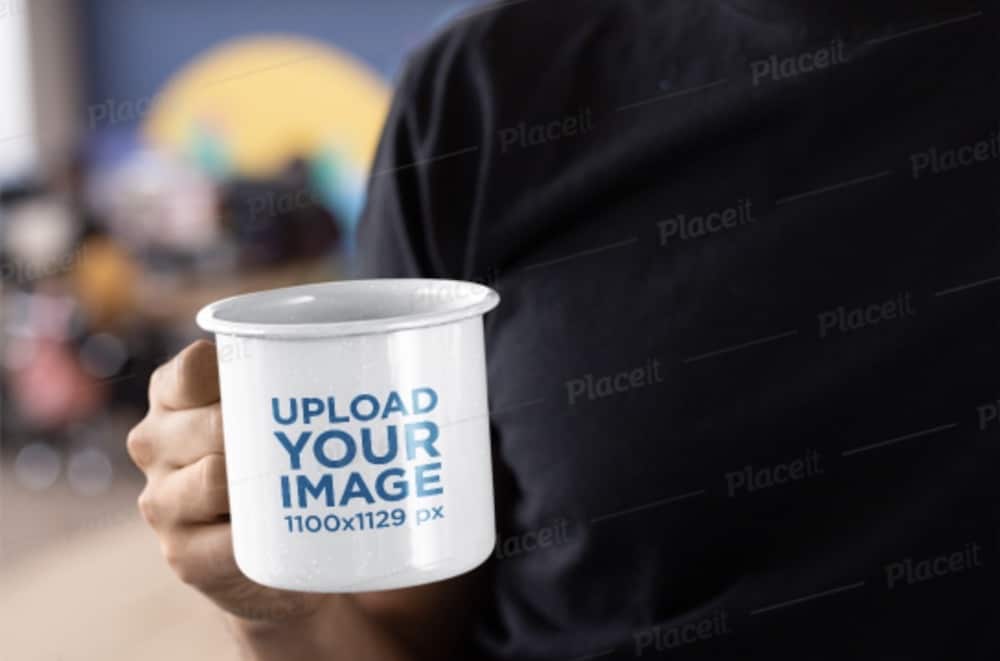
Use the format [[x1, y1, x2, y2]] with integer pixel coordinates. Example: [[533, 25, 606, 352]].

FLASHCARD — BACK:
[[196, 278, 500, 339]]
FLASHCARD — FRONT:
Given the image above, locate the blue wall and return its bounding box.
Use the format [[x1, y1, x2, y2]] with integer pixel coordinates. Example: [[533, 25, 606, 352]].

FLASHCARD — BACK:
[[79, 0, 477, 108]]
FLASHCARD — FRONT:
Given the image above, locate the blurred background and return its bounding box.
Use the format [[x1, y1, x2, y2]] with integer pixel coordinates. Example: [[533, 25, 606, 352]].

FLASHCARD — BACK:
[[0, 1, 484, 658]]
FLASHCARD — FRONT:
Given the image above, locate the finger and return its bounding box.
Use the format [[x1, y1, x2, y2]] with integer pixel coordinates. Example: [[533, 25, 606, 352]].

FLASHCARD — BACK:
[[147, 454, 230, 526], [126, 421, 155, 471], [126, 403, 223, 472], [150, 340, 219, 411], [156, 403, 225, 468], [161, 522, 241, 588]]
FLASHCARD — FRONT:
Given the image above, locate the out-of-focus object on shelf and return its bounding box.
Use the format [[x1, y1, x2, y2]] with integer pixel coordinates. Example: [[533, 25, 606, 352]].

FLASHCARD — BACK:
[[2, 195, 78, 286], [86, 148, 219, 254], [4, 292, 105, 429], [141, 35, 390, 245], [72, 235, 140, 330]]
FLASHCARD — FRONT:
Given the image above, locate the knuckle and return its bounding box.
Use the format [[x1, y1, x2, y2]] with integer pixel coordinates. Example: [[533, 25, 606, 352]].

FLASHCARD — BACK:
[[148, 362, 169, 404], [126, 426, 153, 467], [137, 489, 157, 525]]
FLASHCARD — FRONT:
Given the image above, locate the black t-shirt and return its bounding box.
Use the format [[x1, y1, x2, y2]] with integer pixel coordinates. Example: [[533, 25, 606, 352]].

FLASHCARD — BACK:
[[357, 1, 999, 658]]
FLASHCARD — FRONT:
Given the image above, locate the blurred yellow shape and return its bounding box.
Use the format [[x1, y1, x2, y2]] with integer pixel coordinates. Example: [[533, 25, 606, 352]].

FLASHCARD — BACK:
[[143, 36, 390, 177], [73, 235, 139, 329]]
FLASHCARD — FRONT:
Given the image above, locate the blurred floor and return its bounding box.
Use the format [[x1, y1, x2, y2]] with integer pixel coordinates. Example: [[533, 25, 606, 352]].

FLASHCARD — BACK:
[[1, 460, 240, 661]]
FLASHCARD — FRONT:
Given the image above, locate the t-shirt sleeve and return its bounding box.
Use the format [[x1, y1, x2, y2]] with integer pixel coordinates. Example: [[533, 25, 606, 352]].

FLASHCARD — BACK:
[[355, 33, 487, 281]]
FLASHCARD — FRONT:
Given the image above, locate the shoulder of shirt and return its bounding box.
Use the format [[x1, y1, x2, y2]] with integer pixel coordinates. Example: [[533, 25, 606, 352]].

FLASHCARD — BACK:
[[392, 0, 611, 104]]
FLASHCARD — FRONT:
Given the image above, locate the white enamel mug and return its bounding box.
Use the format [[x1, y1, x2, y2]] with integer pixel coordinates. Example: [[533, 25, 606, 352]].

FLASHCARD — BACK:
[[195, 279, 500, 592]]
